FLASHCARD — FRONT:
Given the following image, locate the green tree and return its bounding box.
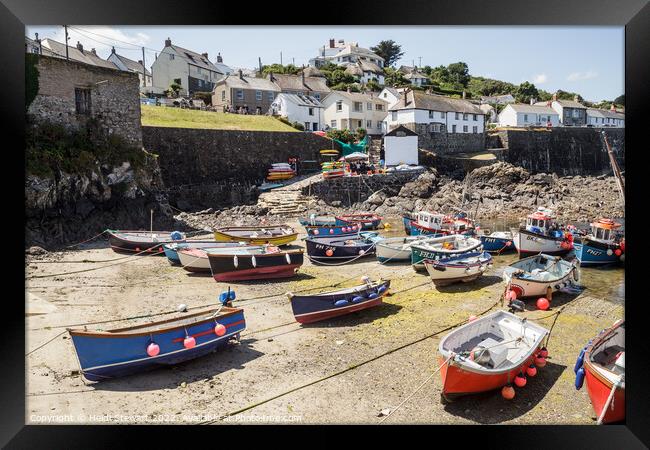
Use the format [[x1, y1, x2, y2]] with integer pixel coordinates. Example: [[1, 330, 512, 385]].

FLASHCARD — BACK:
[[429, 65, 450, 85], [614, 94, 624, 105], [370, 40, 404, 67], [384, 67, 409, 87], [515, 81, 539, 103], [446, 62, 470, 88], [261, 63, 300, 76]]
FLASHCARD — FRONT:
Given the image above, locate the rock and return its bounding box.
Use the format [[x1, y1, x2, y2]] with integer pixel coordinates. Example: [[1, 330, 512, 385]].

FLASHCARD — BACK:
[[378, 409, 391, 417], [367, 191, 386, 206], [180, 382, 187, 388], [330, 201, 342, 207], [26, 246, 48, 255]]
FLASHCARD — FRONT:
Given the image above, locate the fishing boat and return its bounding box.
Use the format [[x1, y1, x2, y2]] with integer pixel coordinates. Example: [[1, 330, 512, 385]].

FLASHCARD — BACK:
[[502, 253, 580, 299], [410, 235, 483, 271], [478, 231, 516, 253], [444, 212, 476, 236], [107, 229, 185, 254], [214, 225, 298, 246], [573, 218, 625, 266], [335, 213, 382, 230], [402, 212, 416, 234], [424, 251, 493, 286], [438, 310, 549, 400], [305, 234, 377, 264], [299, 215, 337, 227], [407, 211, 448, 236], [206, 246, 304, 281], [67, 306, 246, 382], [375, 236, 433, 263], [304, 224, 362, 237], [511, 207, 573, 257], [287, 277, 391, 324], [574, 319, 625, 424], [177, 248, 213, 273], [163, 241, 249, 265]]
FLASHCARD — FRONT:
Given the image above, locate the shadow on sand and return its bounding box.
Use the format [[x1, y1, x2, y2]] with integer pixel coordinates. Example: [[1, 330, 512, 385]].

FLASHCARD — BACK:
[[521, 290, 583, 311], [90, 339, 264, 392], [442, 360, 567, 423], [300, 301, 403, 329], [433, 275, 503, 293]]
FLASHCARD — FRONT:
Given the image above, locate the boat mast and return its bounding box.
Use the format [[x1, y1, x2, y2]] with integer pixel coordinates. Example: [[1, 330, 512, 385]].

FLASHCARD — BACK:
[[601, 131, 625, 211]]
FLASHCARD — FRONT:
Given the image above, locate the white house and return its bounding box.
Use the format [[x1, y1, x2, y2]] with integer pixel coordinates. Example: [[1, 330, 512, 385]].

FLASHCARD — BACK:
[[270, 93, 324, 132], [586, 107, 625, 128], [497, 103, 560, 127], [378, 87, 402, 110], [479, 104, 497, 123], [399, 66, 429, 87], [322, 90, 389, 136], [384, 125, 419, 166], [151, 38, 230, 96], [310, 39, 385, 70], [107, 47, 152, 89], [534, 94, 587, 127], [384, 90, 485, 134], [38, 38, 119, 70]]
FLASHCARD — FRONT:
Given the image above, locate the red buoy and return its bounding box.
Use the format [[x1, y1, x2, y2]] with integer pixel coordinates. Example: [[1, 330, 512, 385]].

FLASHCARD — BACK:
[[514, 372, 527, 387], [501, 384, 516, 400], [329, 228, 335, 234], [214, 323, 226, 336], [534, 355, 547, 367], [526, 364, 537, 377], [183, 336, 196, 349], [539, 347, 549, 358], [620, 241, 625, 252], [614, 249, 622, 256], [147, 342, 160, 357], [468, 315, 478, 322], [536, 298, 550, 311], [325, 249, 334, 257]]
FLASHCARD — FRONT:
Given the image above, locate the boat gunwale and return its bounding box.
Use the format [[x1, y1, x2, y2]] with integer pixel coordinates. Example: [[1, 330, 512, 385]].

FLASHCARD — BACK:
[[583, 320, 625, 389]]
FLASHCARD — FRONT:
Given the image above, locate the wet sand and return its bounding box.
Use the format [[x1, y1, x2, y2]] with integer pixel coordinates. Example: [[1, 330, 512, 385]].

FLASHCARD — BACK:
[[25, 217, 624, 424]]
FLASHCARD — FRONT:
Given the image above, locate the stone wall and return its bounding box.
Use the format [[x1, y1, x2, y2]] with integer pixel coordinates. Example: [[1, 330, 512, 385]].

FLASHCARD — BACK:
[[402, 123, 486, 154], [27, 55, 142, 147], [492, 128, 624, 175], [302, 170, 426, 206]]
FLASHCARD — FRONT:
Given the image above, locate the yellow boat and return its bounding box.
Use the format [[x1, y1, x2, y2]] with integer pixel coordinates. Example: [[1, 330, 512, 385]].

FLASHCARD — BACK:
[[214, 225, 298, 246]]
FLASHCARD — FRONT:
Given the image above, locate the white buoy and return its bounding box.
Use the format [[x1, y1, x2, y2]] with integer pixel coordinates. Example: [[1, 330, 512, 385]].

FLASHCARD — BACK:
[[233, 255, 239, 268], [177, 304, 188, 312], [285, 253, 291, 264], [252, 255, 257, 267]]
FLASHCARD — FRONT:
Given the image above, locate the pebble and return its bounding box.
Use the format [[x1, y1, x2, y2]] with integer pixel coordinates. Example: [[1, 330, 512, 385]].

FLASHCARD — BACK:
[[378, 409, 391, 417]]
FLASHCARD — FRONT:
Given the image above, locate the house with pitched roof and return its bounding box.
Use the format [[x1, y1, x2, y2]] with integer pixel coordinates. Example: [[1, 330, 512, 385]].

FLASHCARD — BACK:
[[267, 72, 331, 102], [586, 106, 625, 128], [37, 38, 120, 70], [151, 38, 230, 96], [211, 70, 280, 114], [107, 47, 152, 88], [497, 102, 560, 127], [321, 89, 388, 135], [309, 39, 385, 84], [270, 93, 324, 131], [534, 94, 587, 127], [399, 66, 429, 87]]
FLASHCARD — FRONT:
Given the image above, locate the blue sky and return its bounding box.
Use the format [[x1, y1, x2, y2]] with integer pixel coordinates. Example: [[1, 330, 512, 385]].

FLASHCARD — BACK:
[[25, 25, 624, 102]]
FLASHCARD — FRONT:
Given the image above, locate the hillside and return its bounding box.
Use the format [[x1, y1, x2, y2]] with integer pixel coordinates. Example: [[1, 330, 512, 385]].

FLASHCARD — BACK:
[[141, 105, 298, 132]]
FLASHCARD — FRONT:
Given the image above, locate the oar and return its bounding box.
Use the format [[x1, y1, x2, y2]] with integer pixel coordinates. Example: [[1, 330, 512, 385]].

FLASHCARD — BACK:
[[597, 374, 624, 425]]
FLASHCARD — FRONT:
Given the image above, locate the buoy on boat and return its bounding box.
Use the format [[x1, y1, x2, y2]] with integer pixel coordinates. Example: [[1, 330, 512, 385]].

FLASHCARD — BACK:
[[233, 255, 239, 268], [614, 248, 622, 256], [214, 323, 227, 336], [329, 228, 335, 234], [183, 336, 196, 349], [526, 364, 537, 377], [501, 385, 516, 400], [534, 355, 547, 367], [313, 229, 320, 235], [536, 298, 550, 311], [468, 315, 478, 322], [326, 249, 334, 257], [539, 347, 549, 358], [514, 373, 527, 387], [607, 249, 613, 256], [147, 342, 160, 357]]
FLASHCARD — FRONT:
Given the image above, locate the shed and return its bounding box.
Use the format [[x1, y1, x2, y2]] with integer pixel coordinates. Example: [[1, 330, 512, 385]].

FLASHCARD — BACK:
[[384, 125, 419, 166]]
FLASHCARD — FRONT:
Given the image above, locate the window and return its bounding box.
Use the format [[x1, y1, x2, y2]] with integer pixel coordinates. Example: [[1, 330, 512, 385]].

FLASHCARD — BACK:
[[473, 126, 478, 133], [256, 90, 262, 101], [573, 109, 580, 118], [308, 108, 314, 116], [197, 67, 202, 74], [236, 90, 244, 100], [313, 123, 318, 131], [375, 104, 384, 111], [336, 101, 342, 112], [473, 114, 477, 121], [367, 102, 373, 110], [366, 120, 372, 128], [463, 125, 468, 132], [221, 91, 226, 101], [463, 113, 468, 120], [383, 92, 387, 98], [431, 123, 442, 132], [330, 120, 337, 128], [353, 102, 362, 112], [455, 112, 460, 120], [169, 54, 174, 60], [314, 93, 320, 101], [452, 124, 457, 133], [391, 111, 397, 121], [268, 91, 275, 102], [305, 122, 310, 130], [524, 114, 528, 122], [74, 88, 91, 115], [428, 110, 434, 119]]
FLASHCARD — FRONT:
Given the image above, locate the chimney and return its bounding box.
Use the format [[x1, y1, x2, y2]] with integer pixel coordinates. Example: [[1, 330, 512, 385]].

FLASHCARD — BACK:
[[552, 92, 557, 101], [202, 52, 209, 59], [329, 38, 335, 48], [610, 103, 616, 112], [34, 32, 39, 41], [269, 71, 274, 82], [238, 69, 244, 80], [165, 37, 171, 47], [76, 41, 83, 52], [574, 95, 580, 103], [301, 69, 307, 87], [90, 48, 97, 56], [217, 53, 223, 63], [347, 86, 351, 93], [138, 60, 143, 66], [462, 91, 466, 99], [530, 97, 535, 105], [111, 46, 116, 54], [403, 89, 409, 107]]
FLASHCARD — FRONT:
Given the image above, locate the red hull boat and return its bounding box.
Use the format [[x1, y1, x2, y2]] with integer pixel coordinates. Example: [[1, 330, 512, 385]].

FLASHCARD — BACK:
[[578, 319, 625, 424], [438, 310, 549, 400]]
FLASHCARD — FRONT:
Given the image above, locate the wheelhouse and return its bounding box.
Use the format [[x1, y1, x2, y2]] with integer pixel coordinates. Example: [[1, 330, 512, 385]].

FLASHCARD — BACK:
[[589, 218, 621, 243], [416, 212, 445, 230], [524, 208, 556, 234]]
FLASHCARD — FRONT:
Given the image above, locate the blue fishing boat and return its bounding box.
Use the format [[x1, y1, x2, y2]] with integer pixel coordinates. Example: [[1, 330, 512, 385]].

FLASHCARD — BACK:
[[402, 213, 415, 234], [68, 305, 245, 382], [305, 233, 377, 264], [335, 214, 382, 230], [478, 231, 516, 253], [288, 278, 390, 324], [299, 215, 337, 227], [573, 218, 625, 266], [304, 224, 363, 237], [407, 211, 448, 236]]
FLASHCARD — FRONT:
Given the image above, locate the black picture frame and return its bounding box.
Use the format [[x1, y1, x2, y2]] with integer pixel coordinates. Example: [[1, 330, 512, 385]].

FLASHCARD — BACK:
[[4, 0, 649, 446]]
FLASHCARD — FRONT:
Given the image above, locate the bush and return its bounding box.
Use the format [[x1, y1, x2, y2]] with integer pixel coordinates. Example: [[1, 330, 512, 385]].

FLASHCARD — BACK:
[[327, 128, 356, 143]]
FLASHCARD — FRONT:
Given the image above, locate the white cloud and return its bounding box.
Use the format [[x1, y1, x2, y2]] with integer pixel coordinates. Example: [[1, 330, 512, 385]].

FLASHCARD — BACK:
[[49, 26, 151, 58], [567, 71, 598, 81], [532, 73, 548, 84]]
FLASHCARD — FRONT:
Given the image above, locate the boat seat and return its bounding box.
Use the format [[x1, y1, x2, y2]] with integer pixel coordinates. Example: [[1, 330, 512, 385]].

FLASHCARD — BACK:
[[470, 337, 508, 369]]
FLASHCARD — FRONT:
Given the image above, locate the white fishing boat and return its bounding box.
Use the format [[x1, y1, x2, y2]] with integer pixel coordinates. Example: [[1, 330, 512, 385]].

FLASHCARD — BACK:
[[424, 251, 493, 286], [177, 248, 212, 273], [410, 234, 483, 271], [375, 236, 435, 263], [502, 253, 580, 299], [511, 207, 573, 257]]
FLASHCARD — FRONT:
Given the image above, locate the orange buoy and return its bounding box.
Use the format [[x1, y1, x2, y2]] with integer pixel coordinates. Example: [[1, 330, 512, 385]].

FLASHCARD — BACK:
[[501, 384, 515, 400], [536, 298, 550, 311], [526, 364, 537, 377], [183, 336, 196, 349], [514, 373, 527, 387], [325, 249, 334, 257], [534, 355, 547, 367], [539, 347, 549, 358], [214, 323, 226, 336], [614, 248, 622, 256]]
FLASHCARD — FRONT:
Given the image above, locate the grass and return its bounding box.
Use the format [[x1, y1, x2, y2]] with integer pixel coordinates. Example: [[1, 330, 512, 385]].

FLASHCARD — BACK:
[[141, 105, 298, 132]]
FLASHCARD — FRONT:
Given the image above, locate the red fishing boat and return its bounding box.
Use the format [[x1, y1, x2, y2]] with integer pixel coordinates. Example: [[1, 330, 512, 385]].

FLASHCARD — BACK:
[[438, 310, 549, 401], [575, 319, 625, 424]]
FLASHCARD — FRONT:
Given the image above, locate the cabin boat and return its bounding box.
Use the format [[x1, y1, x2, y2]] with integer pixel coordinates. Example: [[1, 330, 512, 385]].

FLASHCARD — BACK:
[[299, 215, 337, 227], [438, 310, 549, 400], [305, 234, 376, 264], [410, 235, 483, 271], [107, 230, 185, 254], [444, 213, 476, 236], [402, 212, 416, 234], [335, 214, 382, 230], [304, 224, 362, 237], [67, 306, 246, 382], [478, 231, 516, 253], [407, 211, 448, 237], [288, 278, 390, 324], [573, 219, 625, 266], [424, 251, 493, 286], [206, 246, 304, 282], [574, 319, 625, 424], [374, 236, 439, 263], [213, 225, 298, 246], [502, 253, 580, 299], [511, 207, 573, 257], [163, 241, 250, 265]]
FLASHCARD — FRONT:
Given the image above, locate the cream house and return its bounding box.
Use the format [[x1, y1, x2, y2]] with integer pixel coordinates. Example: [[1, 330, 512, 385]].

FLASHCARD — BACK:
[[321, 90, 389, 136]]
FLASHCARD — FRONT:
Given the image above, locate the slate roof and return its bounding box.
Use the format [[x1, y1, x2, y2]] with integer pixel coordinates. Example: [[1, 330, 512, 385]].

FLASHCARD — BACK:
[[507, 104, 558, 115], [389, 90, 484, 114], [218, 74, 280, 91], [277, 93, 323, 107], [168, 44, 222, 73], [269, 73, 330, 93], [327, 90, 388, 105], [334, 44, 384, 62], [586, 108, 625, 119], [40, 38, 119, 70], [112, 53, 152, 76]]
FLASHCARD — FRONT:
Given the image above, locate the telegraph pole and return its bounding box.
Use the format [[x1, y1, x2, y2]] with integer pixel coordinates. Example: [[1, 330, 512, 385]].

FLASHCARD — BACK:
[[142, 47, 146, 86], [64, 25, 69, 60], [418, 56, 422, 67], [280, 51, 283, 65]]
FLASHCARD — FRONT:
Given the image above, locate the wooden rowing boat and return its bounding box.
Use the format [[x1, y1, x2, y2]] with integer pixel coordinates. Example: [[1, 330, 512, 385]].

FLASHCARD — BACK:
[[206, 246, 304, 281], [107, 229, 185, 254], [335, 214, 382, 230], [502, 253, 580, 299], [305, 234, 376, 264], [214, 225, 298, 246], [424, 251, 493, 286]]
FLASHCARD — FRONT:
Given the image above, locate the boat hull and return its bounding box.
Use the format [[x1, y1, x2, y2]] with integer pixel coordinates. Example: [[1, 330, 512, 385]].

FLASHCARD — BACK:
[[335, 215, 382, 230], [164, 242, 244, 265], [305, 237, 376, 264], [290, 280, 390, 324], [410, 239, 483, 271], [573, 238, 623, 266], [424, 252, 492, 286], [108, 231, 180, 255], [68, 308, 246, 382], [207, 251, 304, 281], [512, 228, 571, 257], [480, 235, 515, 253], [299, 216, 337, 227], [304, 224, 362, 237], [214, 229, 297, 246], [503, 254, 579, 298]]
